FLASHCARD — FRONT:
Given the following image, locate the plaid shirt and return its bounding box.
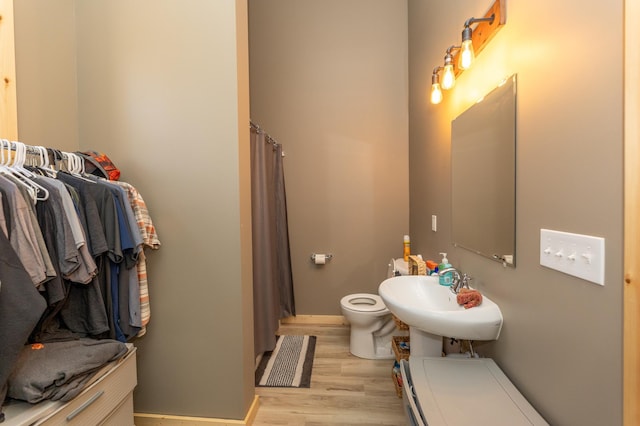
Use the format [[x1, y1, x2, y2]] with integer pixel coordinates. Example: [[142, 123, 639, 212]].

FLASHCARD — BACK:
[[112, 181, 160, 336]]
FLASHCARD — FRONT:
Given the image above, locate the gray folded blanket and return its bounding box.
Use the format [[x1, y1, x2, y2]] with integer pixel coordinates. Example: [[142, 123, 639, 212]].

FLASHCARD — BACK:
[[7, 338, 128, 403]]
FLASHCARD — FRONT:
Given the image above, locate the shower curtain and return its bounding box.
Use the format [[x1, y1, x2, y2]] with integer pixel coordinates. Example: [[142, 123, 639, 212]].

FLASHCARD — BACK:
[[250, 124, 295, 357]]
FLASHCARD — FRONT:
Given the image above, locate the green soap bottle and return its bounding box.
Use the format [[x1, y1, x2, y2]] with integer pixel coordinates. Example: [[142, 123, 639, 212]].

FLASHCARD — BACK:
[[438, 252, 453, 286]]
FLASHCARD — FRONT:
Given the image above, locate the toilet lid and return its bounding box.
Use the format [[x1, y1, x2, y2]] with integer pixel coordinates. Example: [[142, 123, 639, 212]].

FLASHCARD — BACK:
[[341, 293, 388, 313]]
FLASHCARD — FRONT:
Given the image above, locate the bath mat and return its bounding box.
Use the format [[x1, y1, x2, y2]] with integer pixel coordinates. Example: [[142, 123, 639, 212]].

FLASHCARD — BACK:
[[255, 335, 316, 388]]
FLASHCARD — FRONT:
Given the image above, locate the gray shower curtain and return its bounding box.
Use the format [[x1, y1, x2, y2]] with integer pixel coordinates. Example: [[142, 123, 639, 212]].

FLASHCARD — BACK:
[[250, 125, 295, 357]]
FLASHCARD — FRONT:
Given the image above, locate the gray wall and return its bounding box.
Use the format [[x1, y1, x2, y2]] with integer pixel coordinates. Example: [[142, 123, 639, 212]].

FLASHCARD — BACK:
[[14, 0, 255, 420], [408, 1, 623, 425], [249, 0, 410, 314]]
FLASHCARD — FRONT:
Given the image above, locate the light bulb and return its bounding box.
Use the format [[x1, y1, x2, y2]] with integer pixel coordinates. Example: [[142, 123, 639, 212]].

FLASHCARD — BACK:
[[442, 64, 455, 90], [459, 39, 475, 70], [430, 83, 443, 104]]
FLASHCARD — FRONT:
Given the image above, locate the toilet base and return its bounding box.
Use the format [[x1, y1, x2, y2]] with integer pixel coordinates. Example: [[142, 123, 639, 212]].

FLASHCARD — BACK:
[[349, 339, 395, 360], [347, 316, 397, 360]]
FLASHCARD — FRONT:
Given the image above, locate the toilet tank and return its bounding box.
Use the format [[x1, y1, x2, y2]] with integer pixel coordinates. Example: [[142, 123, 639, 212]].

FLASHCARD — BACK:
[[387, 258, 409, 278]]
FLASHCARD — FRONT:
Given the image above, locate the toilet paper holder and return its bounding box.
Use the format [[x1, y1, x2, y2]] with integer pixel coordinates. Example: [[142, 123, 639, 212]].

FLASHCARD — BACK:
[[310, 253, 333, 263]]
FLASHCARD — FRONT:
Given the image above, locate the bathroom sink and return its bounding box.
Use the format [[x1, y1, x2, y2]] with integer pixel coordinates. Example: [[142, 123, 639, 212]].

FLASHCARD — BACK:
[[378, 275, 503, 342]]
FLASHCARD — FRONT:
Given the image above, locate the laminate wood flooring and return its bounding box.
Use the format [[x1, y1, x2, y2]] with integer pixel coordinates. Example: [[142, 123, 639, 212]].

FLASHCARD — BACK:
[[252, 323, 407, 426]]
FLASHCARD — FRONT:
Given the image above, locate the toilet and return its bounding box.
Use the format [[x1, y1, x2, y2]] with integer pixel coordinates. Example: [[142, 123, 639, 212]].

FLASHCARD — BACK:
[[340, 293, 396, 359]]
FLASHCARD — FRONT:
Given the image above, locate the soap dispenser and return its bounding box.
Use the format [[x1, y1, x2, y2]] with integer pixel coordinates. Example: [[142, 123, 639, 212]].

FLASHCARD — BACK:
[[438, 252, 453, 286]]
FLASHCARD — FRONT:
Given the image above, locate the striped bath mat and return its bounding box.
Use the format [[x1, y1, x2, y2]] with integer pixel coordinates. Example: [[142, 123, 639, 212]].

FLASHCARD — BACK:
[[255, 335, 316, 388]]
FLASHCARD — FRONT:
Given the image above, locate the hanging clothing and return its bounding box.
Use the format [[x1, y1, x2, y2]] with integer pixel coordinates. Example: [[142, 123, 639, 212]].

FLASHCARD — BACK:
[[0, 159, 160, 345], [0, 145, 160, 419], [51, 171, 160, 342], [0, 223, 47, 412], [110, 180, 160, 335], [0, 175, 52, 286]]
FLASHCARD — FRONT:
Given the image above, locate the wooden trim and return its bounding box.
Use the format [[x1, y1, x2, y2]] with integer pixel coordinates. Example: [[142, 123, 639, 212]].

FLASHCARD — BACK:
[[469, 0, 506, 57], [0, 0, 18, 140], [244, 396, 260, 426], [280, 315, 348, 326], [624, 0, 640, 423], [135, 396, 260, 426]]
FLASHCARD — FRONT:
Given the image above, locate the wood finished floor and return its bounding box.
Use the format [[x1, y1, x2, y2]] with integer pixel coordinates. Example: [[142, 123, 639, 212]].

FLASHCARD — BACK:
[[252, 323, 407, 426]]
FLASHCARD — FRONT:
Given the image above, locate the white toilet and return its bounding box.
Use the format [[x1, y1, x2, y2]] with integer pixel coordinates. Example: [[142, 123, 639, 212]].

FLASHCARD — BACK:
[[340, 293, 396, 359]]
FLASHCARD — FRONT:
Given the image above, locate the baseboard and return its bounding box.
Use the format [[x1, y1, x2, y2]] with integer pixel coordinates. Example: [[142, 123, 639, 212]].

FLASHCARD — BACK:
[[135, 396, 260, 426], [280, 314, 348, 326], [244, 395, 260, 425]]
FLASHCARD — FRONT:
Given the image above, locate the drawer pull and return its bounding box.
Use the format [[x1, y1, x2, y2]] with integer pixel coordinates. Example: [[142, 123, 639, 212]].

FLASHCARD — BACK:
[[66, 390, 105, 421]]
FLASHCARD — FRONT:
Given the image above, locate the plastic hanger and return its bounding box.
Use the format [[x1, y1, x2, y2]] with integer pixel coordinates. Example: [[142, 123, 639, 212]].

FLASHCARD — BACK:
[[37, 145, 57, 177], [23, 145, 55, 178], [61, 151, 93, 181], [0, 139, 37, 201], [8, 141, 49, 201]]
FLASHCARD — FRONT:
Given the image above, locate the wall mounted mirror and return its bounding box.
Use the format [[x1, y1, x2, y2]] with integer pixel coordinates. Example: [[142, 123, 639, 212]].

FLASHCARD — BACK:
[[451, 74, 516, 266]]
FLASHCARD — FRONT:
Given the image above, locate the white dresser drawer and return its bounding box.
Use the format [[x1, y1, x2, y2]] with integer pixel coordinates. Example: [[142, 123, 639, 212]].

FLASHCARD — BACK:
[[33, 347, 137, 425], [100, 394, 134, 426]]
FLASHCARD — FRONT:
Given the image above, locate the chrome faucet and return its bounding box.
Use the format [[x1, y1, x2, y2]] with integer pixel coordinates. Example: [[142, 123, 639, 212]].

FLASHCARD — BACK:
[[438, 267, 471, 294], [456, 273, 472, 293], [438, 267, 460, 292]]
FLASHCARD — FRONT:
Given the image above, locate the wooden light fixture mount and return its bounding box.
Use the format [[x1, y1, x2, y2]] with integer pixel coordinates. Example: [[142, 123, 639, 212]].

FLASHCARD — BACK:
[[452, 0, 506, 76]]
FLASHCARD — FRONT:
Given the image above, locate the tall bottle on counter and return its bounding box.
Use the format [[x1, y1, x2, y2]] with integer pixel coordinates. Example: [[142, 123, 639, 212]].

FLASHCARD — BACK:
[[403, 235, 411, 262]]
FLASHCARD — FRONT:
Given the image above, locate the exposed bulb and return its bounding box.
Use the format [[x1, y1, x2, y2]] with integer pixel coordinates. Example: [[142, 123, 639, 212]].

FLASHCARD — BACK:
[[441, 64, 456, 90], [430, 82, 443, 104], [459, 39, 475, 70]]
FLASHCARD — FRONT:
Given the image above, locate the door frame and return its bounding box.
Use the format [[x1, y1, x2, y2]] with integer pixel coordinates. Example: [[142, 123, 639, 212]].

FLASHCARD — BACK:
[[624, 0, 640, 424]]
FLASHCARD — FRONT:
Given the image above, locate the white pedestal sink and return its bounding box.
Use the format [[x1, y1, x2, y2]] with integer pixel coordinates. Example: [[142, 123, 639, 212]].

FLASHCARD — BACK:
[[379, 275, 503, 357]]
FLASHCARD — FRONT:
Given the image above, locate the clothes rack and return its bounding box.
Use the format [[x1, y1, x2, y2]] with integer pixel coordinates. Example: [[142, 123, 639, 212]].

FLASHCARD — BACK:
[[0, 139, 161, 418]]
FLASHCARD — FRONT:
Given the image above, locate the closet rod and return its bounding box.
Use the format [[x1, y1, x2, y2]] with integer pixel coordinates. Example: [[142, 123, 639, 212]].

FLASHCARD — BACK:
[[0, 140, 86, 171]]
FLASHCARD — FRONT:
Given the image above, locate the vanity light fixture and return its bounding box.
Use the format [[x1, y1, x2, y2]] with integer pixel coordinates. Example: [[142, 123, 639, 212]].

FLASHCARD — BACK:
[[442, 46, 460, 90], [430, 67, 444, 104], [459, 15, 495, 70], [429, 0, 506, 105]]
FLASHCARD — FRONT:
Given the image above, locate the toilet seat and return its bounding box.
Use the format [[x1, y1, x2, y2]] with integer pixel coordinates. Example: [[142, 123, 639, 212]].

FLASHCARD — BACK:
[[340, 293, 387, 313]]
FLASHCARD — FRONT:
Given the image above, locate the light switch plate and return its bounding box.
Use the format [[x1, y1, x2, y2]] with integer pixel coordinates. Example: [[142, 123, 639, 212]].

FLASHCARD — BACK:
[[431, 215, 437, 232], [540, 229, 605, 285]]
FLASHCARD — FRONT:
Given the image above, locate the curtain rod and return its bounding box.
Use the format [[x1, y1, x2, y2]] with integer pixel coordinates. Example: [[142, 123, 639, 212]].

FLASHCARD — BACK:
[[250, 120, 280, 147]]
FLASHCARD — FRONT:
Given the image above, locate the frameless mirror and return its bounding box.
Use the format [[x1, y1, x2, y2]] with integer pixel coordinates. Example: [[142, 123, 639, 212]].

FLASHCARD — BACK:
[[451, 74, 516, 266]]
